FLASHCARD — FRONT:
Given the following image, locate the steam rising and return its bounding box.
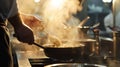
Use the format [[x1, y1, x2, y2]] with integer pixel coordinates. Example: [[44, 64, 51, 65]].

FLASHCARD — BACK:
[[38, 0, 85, 47], [17, 0, 86, 47], [40, 0, 82, 40]]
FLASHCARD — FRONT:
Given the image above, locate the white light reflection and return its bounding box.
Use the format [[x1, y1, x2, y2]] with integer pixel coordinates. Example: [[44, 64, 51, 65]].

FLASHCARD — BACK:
[[102, 0, 112, 3], [34, 0, 40, 3], [49, 0, 65, 9]]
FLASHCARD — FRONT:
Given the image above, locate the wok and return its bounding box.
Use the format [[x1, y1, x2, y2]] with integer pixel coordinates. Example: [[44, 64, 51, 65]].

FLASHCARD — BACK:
[[33, 42, 85, 60]]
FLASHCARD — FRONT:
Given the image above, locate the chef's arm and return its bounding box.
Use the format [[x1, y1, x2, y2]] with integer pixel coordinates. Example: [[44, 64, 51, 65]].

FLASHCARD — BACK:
[[8, 13, 24, 28], [8, 13, 35, 44]]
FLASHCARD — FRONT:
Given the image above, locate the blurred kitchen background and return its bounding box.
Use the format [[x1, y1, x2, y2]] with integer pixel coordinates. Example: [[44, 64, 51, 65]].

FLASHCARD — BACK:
[[16, 0, 115, 36]]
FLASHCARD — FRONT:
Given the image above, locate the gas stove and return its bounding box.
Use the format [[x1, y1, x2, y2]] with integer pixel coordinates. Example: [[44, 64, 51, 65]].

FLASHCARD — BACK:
[[29, 58, 87, 67], [16, 49, 120, 67], [28, 57, 109, 67]]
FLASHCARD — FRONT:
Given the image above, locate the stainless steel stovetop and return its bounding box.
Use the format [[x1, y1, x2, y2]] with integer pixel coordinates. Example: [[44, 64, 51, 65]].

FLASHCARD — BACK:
[[29, 58, 87, 67], [16, 50, 120, 67]]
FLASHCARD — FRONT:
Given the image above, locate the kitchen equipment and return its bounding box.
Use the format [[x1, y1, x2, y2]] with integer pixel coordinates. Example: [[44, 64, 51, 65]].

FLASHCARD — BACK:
[[79, 16, 90, 26], [33, 42, 85, 60], [91, 23, 100, 29], [113, 31, 120, 60], [33, 38, 96, 60], [77, 22, 100, 34], [29, 58, 85, 67], [44, 63, 107, 67], [78, 26, 90, 34]]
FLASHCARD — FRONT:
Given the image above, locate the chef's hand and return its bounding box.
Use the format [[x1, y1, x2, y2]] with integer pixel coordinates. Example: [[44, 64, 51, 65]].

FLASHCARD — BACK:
[[13, 24, 35, 44], [8, 13, 35, 44]]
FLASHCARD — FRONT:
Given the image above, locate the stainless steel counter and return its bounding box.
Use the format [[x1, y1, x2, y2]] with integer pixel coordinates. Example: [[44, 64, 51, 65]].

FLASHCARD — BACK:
[[16, 50, 47, 67], [16, 50, 120, 67]]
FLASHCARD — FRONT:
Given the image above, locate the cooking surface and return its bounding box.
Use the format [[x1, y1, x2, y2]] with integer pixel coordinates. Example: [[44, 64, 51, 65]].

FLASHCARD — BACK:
[[29, 58, 82, 67], [16, 50, 47, 67], [13, 36, 120, 67], [44, 63, 107, 67], [16, 49, 120, 67], [16, 50, 87, 67]]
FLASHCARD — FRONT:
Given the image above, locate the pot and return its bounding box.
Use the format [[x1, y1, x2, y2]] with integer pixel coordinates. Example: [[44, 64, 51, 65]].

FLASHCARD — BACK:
[[45, 63, 107, 67], [33, 42, 85, 60], [78, 26, 90, 34], [78, 23, 100, 34]]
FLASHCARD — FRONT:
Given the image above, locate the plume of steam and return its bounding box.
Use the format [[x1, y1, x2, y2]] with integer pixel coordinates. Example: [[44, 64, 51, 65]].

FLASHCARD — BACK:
[[39, 0, 84, 46], [40, 0, 82, 36]]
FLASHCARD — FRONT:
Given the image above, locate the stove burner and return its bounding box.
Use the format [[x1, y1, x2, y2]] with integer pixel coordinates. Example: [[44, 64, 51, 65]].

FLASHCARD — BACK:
[[29, 58, 55, 67], [29, 58, 86, 67]]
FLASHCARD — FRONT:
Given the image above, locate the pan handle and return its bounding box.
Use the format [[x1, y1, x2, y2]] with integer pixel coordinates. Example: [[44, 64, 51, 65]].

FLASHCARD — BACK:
[[33, 42, 45, 49]]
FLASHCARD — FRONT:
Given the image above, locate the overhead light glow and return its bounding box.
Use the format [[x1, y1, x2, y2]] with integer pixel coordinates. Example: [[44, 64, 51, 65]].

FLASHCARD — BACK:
[[102, 0, 112, 3], [34, 0, 40, 3], [49, 0, 65, 9]]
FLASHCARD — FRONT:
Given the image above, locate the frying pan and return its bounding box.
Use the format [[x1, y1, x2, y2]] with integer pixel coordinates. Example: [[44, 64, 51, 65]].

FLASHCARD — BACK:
[[33, 42, 85, 60]]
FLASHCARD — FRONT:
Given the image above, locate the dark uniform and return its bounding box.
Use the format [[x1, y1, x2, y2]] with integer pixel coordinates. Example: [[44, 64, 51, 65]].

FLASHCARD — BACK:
[[0, 0, 18, 67]]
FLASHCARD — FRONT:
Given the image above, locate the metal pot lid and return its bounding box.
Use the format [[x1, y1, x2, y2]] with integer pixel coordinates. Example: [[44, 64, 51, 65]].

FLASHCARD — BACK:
[[45, 63, 107, 67]]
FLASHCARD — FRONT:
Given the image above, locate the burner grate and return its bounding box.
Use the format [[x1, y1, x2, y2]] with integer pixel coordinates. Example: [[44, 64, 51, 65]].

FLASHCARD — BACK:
[[29, 58, 55, 67], [29, 58, 85, 67]]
